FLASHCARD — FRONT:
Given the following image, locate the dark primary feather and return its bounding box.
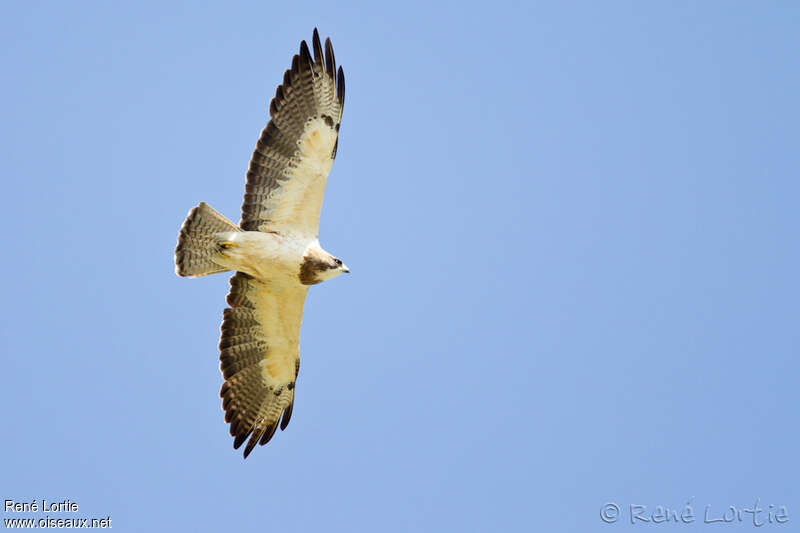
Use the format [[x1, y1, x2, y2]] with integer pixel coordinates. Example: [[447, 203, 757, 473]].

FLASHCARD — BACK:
[[337, 66, 345, 107], [312, 29, 324, 66], [324, 37, 336, 79], [299, 40, 312, 70], [279, 403, 294, 430]]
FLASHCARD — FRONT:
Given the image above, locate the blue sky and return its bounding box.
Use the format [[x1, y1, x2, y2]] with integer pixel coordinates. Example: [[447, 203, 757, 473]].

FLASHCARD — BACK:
[[2, 1, 798, 531]]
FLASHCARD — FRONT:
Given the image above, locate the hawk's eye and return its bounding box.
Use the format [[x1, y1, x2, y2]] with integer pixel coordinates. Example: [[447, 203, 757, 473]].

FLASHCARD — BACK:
[[334, 258, 342, 266]]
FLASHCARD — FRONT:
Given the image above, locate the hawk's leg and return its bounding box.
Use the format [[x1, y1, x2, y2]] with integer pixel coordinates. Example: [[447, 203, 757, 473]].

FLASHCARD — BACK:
[[216, 241, 237, 257]]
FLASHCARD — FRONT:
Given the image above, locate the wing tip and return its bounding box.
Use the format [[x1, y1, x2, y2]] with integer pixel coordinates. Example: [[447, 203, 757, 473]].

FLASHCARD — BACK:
[[242, 440, 257, 458], [337, 65, 345, 107], [269, 30, 343, 117], [298, 40, 313, 71], [312, 28, 324, 66], [259, 422, 278, 445], [233, 431, 249, 450], [280, 403, 293, 430], [324, 36, 336, 79]]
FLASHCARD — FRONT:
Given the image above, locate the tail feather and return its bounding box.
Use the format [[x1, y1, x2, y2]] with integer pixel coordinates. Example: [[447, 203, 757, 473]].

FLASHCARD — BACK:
[[175, 202, 241, 277]]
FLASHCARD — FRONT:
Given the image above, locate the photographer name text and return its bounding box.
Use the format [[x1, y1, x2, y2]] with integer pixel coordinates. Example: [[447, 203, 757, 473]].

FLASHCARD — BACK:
[[601, 498, 789, 526], [5, 499, 79, 513]]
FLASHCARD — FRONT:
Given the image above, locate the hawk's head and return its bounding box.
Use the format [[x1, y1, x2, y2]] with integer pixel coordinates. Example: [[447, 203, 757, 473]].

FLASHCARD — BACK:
[[299, 246, 349, 285]]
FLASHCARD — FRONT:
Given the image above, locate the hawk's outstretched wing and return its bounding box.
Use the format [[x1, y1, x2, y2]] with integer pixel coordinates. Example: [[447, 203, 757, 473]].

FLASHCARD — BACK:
[[241, 28, 345, 237], [219, 273, 307, 457]]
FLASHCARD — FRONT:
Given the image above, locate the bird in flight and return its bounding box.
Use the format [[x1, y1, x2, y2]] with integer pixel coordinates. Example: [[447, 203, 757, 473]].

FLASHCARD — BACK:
[[174, 29, 348, 458]]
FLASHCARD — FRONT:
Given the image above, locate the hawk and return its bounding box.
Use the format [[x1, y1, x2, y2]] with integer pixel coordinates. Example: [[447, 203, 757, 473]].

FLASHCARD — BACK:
[[174, 29, 348, 458]]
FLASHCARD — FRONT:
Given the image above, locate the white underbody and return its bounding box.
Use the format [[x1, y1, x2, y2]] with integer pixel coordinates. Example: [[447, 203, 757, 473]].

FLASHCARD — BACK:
[[212, 230, 318, 283]]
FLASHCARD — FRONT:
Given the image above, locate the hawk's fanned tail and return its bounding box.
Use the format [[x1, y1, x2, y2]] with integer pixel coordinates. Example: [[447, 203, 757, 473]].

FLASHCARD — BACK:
[[174, 202, 241, 277]]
